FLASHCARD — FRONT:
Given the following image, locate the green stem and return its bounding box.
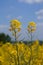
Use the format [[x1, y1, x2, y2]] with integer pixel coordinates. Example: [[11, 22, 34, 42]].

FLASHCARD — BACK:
[[15, 30, 17, 42], [16, 44, 19, 65], [31, 29, 32, 44], [29, 29, 32, 65]]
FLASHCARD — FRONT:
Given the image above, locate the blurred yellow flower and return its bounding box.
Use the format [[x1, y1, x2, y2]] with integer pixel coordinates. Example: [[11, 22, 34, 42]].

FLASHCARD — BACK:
[[28, 21, 36, 32], [29, 21, 36, 27], [0, 56, 4, 62], [0, 42, 43, 65], [11, 50, 17, 55], [10, 19, 21, 29]]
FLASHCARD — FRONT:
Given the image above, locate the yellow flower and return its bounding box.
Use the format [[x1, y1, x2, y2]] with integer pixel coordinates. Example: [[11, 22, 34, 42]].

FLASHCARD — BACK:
[[28, 21, 36, 32], [11, 50, 17, 55], [10, 19, 21, 29], [34, 40, 39, 45], [29, 21, 36, 27], [17, 43, 25, 52], [0, 56, 4, 62]]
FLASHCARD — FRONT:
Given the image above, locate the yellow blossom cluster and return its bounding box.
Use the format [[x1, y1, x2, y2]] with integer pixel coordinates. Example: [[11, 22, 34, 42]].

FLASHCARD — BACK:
[[28, 21, 36, 32], [0, 41, 43, 65], [9, 19, 21, 32]]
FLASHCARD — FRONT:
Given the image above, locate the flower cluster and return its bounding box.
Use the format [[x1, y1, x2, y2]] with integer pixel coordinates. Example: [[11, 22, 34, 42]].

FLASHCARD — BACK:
[[28, 21, 36, 32], [9, 19, 21, 32], [0, 41, 43, 65]]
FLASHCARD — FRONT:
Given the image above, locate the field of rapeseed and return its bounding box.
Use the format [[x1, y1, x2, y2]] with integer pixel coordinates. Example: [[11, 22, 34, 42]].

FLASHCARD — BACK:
[[0, 40, 43, 65]]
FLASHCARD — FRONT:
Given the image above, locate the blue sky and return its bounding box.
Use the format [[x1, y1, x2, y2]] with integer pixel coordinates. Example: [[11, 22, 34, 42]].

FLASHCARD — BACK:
[[0, 0, 43, 41]]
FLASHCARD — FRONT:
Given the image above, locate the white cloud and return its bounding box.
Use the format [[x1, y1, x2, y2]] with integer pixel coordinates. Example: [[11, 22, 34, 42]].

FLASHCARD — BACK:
[[16, 16, 23, 20], [35, 9, 43, 15], [37, 16, 43, 20], [0, 25, 8, 29], [6, 15, 11, 19], [35, 9, 43, 20], [36, 22, 43, 26], [18, 0, 43, 4]]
